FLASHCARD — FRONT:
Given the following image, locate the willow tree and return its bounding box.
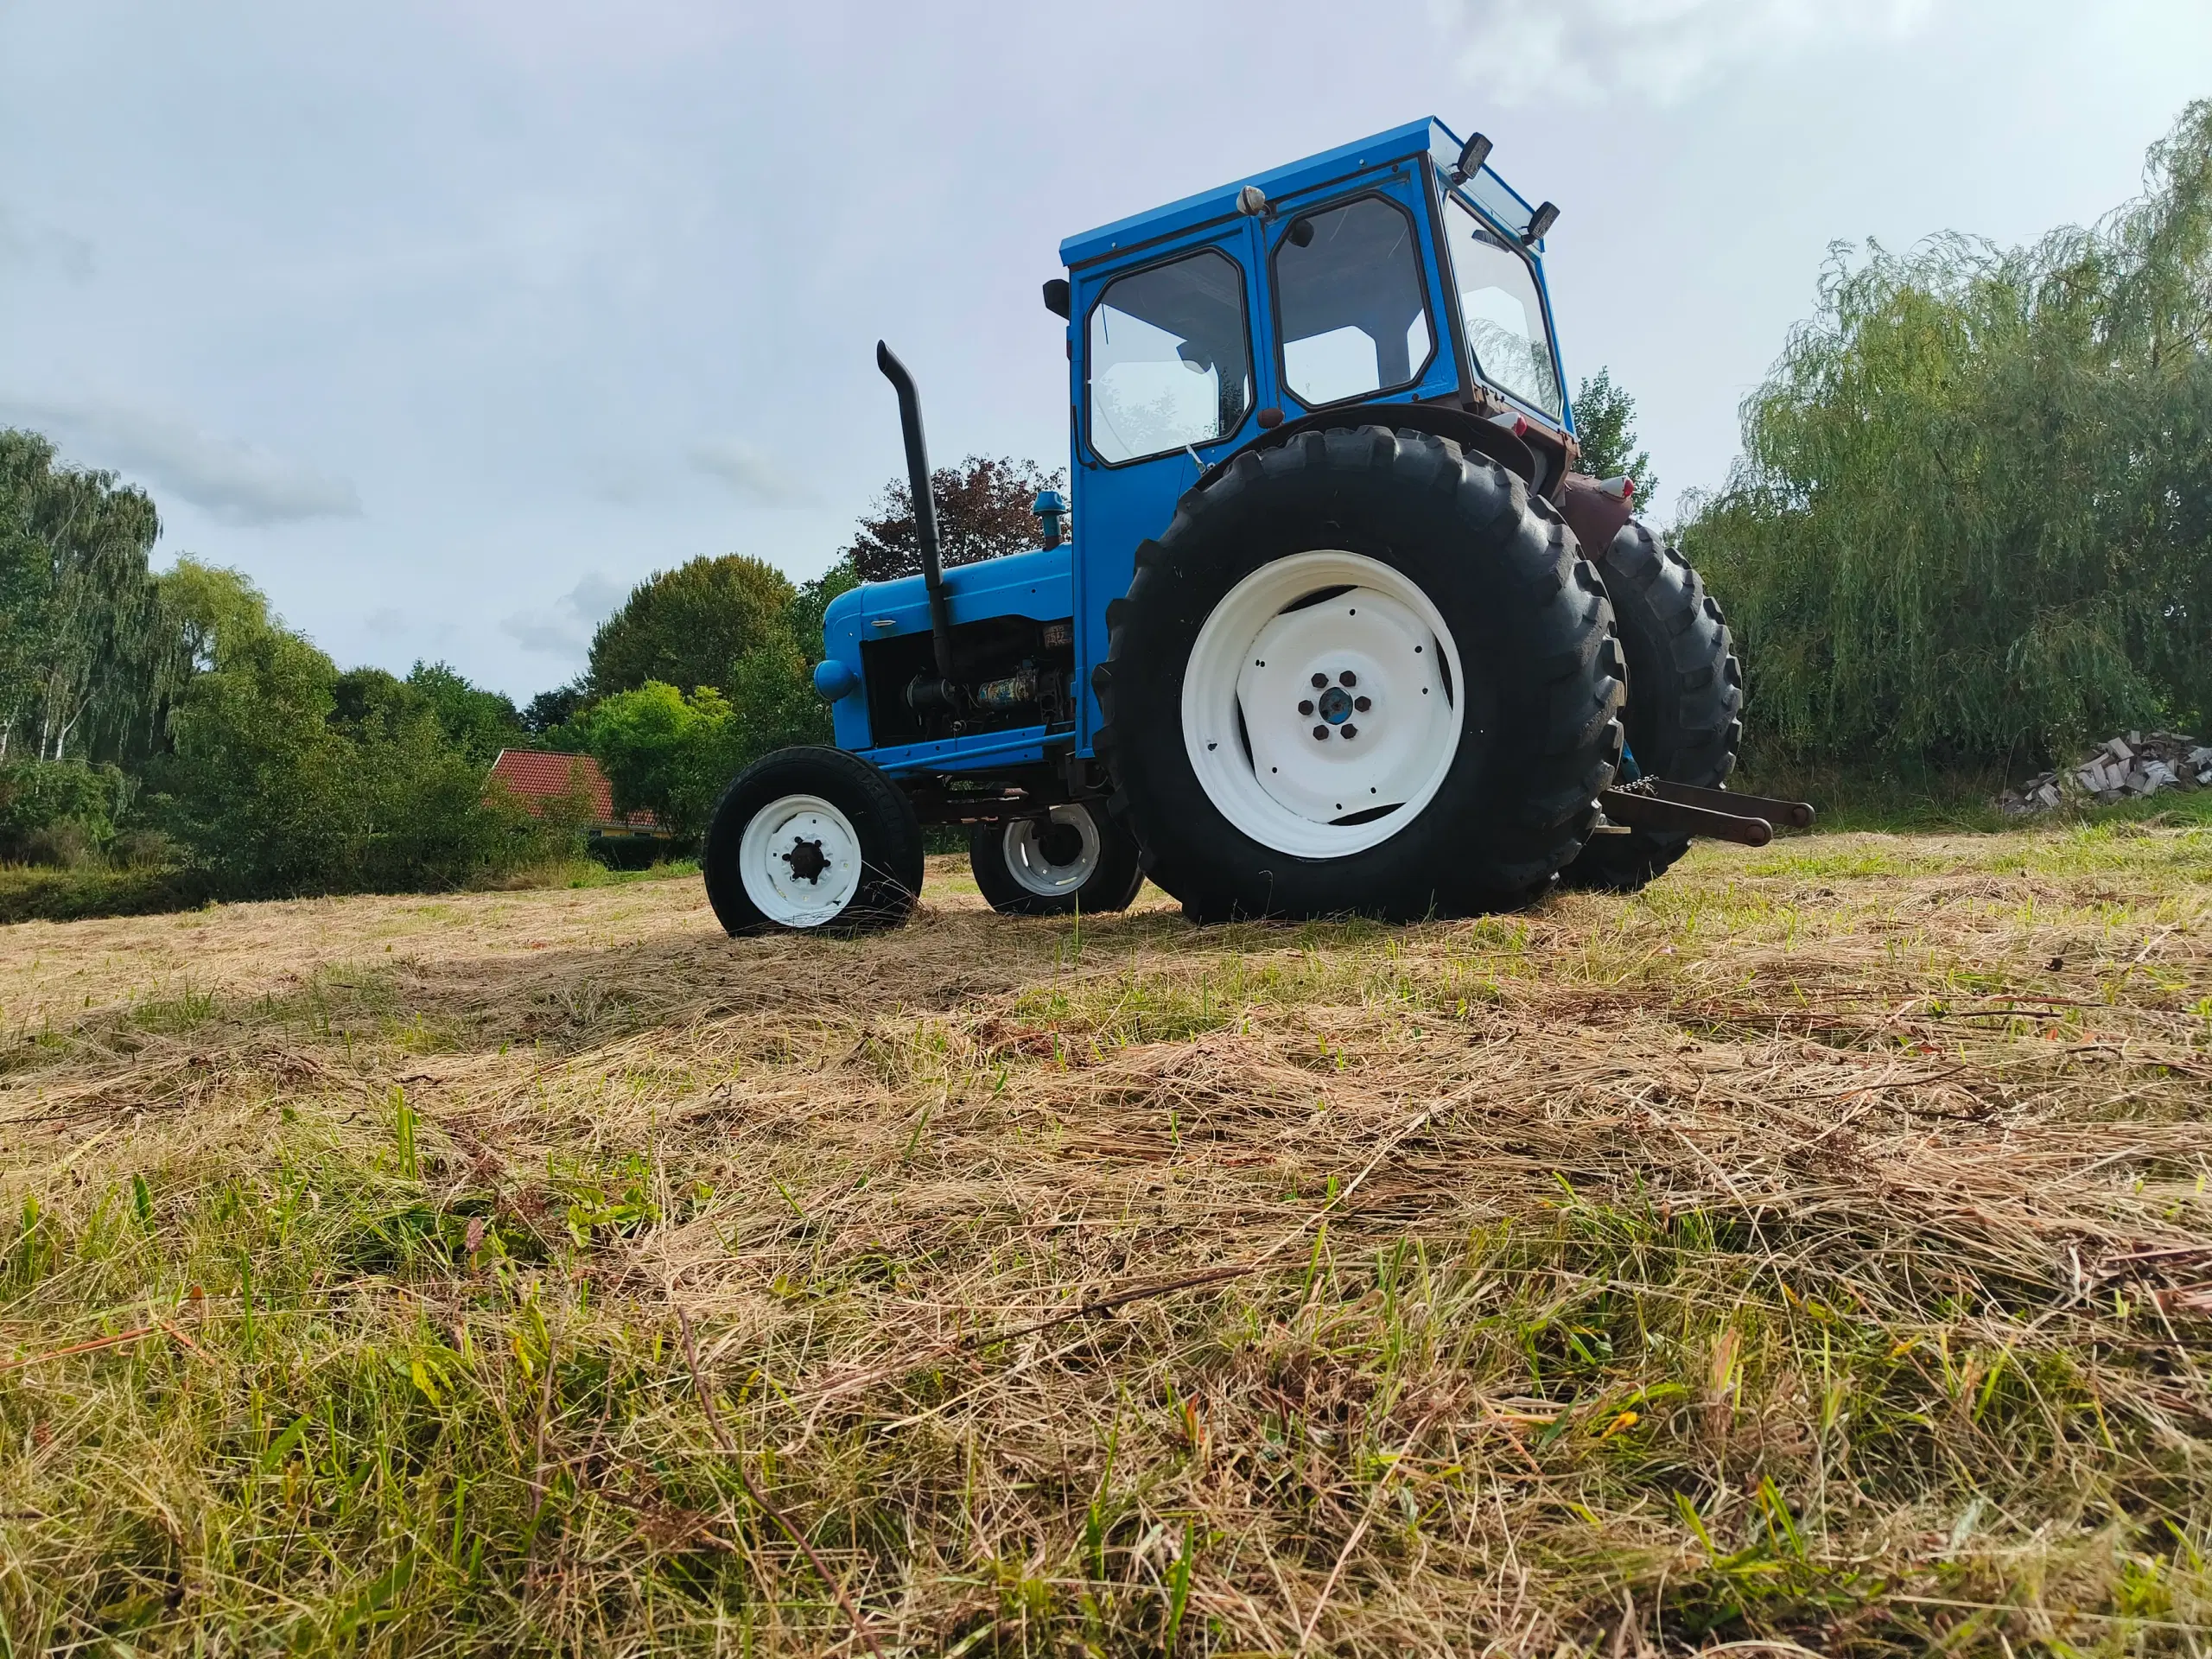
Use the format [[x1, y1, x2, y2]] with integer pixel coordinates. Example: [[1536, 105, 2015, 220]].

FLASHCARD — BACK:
[[0, 431, 186, 763], [1683, 101, 2212, 765]]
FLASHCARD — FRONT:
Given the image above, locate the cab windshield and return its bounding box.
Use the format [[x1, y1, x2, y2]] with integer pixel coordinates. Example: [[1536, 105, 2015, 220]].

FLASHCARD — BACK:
[[1440, 195, 1563, 421]]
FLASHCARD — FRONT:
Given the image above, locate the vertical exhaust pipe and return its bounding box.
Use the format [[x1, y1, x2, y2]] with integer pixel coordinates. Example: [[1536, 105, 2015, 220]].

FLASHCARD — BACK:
[[875, 341, 957, 694]]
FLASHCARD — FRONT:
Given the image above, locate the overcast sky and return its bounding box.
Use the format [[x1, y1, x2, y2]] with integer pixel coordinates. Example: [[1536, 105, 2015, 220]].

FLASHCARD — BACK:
[[3, 0, 2208, 700]]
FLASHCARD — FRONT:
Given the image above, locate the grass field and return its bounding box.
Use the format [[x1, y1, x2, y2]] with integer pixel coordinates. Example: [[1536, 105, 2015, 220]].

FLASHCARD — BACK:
[[0, 822, 2207, 1656]]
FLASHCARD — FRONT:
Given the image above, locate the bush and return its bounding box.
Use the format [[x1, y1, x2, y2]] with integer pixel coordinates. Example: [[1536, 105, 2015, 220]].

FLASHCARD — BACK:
[[579, 682, 745, 842], [148, 568, 561, 897], [0, 758, 128, 864]]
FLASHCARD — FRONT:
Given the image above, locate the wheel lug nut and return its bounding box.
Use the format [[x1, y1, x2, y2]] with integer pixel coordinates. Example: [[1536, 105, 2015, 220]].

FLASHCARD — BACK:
[[1354, 696, 1370, 712], [1341, 724, 1358, 740], [1339, 671, 1357, 687], [1310, 672, 1328, 689], [1312, 725, 1330, 741], [1299, 699, 1314, 715]]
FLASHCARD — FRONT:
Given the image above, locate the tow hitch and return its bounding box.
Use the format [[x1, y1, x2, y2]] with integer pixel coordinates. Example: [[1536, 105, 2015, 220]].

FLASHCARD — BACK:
[[1596, 780, 1815, 849]]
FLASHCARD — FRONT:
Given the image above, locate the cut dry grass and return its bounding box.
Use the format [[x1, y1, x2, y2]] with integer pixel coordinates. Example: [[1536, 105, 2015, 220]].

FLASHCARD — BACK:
[[0, 823, 2207, 1655]]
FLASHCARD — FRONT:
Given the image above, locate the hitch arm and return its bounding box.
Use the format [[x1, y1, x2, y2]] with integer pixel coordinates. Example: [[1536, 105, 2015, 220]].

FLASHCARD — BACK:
[[1597, 780, 1816, 848]]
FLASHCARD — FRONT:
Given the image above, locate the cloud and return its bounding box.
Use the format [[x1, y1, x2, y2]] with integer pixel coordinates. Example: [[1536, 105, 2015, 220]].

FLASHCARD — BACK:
[[1427, 0, 1936, 106], [690, 439, 822, 508], [501, 570, 626, 659], [0, 394, 360, 525], [0, 207, 93, 283]]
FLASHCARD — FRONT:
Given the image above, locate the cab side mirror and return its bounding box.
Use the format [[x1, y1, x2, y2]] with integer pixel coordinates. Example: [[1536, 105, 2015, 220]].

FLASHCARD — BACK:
[[1042, 278, 1071, 319]]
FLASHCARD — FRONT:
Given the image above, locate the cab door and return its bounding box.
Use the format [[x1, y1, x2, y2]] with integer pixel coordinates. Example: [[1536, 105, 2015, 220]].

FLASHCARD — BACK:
[[1067, 221, 1263, 754], [1252, 166, 1460, 419]]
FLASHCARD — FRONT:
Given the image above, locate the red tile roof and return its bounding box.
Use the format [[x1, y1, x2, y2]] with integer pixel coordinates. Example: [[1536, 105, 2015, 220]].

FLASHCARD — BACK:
[[486, 749, 658, 829]]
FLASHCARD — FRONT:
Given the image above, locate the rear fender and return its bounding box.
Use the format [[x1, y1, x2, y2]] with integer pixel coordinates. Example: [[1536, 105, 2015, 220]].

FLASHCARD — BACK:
[[1192, 400, 1541, 492]]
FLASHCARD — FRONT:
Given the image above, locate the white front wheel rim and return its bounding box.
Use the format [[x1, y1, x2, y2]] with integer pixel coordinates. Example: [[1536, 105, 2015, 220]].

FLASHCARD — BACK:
[[1002, 805, 1103, 897], [1180, 550, 1465, 859], [738, 793, 865, 927]]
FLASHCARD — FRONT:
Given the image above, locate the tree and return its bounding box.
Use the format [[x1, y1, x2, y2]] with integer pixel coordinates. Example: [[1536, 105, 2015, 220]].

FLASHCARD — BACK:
[[149, 565, 535, 894], [587, 554, 794, 697], [844, 455, 1064, 582], [407, 660, 524, 765], [1570, 369, 1658, 504], [581, 681, 745, 840], [1681, 99, 2212, 766], [0, 430, 181, 764], [523, 681, 586, 734]]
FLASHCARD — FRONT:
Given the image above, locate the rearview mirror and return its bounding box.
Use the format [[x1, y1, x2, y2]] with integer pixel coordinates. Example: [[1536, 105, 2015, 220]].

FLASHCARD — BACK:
[[1042, 277, 1071, 319]]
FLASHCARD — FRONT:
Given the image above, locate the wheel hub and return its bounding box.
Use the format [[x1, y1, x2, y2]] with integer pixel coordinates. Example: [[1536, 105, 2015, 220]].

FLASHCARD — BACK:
[[1182, 551, 1464, 859], [1003, 805, 1103, 897], [737, 795, 864, 926], [782, 836, 830, 883], [1037, 821, 1086, 867]]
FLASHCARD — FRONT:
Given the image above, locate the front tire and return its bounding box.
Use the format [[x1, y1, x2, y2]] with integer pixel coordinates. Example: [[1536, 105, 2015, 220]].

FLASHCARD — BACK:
[[1096, 426, 1624, 922], [967, 802, 1144, 916], [703, 747, 924, 936], [1564, 520, 1742, 892]]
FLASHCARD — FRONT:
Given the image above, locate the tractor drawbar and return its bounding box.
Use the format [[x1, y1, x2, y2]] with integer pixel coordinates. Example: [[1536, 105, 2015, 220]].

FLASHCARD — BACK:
[[1597, 779, 1814, 847]]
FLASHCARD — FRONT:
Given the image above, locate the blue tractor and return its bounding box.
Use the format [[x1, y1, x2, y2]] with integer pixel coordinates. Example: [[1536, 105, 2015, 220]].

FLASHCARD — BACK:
[[702, 118, 1808, 935]]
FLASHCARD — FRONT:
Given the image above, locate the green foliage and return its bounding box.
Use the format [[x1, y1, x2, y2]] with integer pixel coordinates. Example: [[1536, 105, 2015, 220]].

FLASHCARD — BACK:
[[0, 757, 129, 864], [522, 680, 586, 734], [562, 558, 849, 820], [0, 429, 182, 765], [579, 682, 747, 840], [586, 553, 794, 697], [1570, 367, 1658, 502], [147, 568, 548, 896], [1684, 101, 2212, 766], [405, 661, 524, 765]]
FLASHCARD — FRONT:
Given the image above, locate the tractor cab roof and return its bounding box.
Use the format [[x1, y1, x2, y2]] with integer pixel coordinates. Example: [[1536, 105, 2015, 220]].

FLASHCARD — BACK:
[[1058, 117, 1548, 272]]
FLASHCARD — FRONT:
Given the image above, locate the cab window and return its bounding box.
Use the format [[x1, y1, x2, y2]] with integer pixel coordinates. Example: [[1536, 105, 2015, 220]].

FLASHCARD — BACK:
[[1273, 195, 1435, 407], [1086, 249, 1253, 464], [1442, 196, 1563, 419]]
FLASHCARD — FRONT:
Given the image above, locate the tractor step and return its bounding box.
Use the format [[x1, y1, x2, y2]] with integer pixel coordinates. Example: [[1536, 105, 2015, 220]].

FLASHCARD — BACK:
[[1598, 780, 1815, 847]]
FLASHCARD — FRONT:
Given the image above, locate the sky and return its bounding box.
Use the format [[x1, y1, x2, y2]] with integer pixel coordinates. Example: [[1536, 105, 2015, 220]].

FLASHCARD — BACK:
[[3, 0, 2209, 702]]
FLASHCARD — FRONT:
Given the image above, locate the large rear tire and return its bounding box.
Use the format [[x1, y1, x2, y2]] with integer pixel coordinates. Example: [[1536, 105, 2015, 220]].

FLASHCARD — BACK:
[[702, 746, 925, 936], [968, 802, 1144, 917], [1095, 426, 1624, 922], [1565, 519, 1743, 892]]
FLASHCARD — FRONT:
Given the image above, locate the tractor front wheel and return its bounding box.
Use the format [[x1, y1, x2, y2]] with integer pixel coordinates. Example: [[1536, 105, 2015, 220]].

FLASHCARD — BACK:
[[1096, 425, 1624, 922], [968, 802, 1144, 916], [702, 746, 924, 936]]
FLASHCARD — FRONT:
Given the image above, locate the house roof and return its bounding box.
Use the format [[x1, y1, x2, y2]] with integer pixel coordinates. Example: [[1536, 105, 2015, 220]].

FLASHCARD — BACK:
[[486, 749, 658, 829]]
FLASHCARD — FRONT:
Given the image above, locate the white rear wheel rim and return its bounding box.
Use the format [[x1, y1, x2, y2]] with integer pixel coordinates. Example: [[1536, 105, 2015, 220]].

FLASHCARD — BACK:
[[738, 793, 864, 927], [1180, 550, 1464, 859], [1001, 805, 1103, 897]]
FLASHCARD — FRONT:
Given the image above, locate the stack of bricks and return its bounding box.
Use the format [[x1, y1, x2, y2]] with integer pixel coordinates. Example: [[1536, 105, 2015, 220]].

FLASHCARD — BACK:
[[1998, 731, 2212, 815]]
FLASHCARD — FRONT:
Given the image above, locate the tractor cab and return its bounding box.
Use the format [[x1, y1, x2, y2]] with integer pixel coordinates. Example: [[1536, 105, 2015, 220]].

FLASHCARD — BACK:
[[727, 119, 1786, 938], [1058, 118, 1573, 754]]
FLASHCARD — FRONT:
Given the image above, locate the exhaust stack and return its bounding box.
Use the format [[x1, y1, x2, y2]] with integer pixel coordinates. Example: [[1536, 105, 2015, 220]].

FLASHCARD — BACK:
[[875, 341, 958, 702]]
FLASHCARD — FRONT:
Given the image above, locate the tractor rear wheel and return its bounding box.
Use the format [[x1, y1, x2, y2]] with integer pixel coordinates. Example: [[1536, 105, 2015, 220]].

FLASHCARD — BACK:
[[968, 802, 1144, 916], [702, 746, 924, 935], [1095, 425, 1624, 922], [1563, 520, 1742, 893]]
